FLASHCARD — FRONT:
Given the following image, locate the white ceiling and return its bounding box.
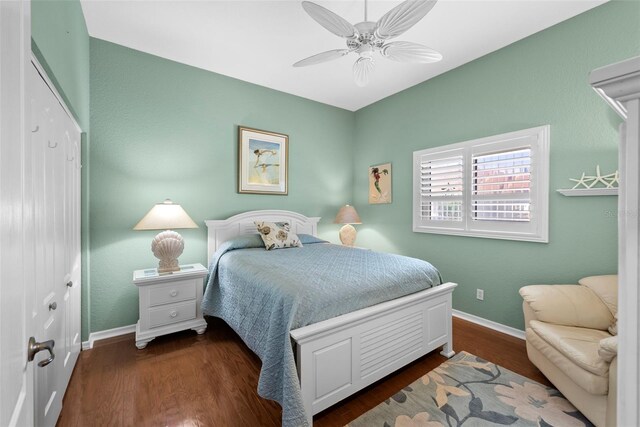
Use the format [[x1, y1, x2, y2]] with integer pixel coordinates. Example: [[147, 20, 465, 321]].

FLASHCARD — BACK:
[[80, 0, 606, 111]]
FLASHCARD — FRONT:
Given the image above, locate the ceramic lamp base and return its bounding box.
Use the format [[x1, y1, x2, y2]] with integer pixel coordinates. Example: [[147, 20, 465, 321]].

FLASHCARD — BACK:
[[339, 224, 357, 246], [151, 230, 184, 273]]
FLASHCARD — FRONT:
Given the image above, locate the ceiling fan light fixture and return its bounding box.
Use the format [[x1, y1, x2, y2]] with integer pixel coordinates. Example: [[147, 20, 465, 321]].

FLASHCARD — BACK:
[[295, 0, 442, 86], [358, 44, 374, 59], [354, 57, 374, 87]]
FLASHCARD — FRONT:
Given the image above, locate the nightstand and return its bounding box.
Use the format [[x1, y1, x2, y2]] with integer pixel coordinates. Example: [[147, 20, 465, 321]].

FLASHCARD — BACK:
[[132, 263, 208, 349]]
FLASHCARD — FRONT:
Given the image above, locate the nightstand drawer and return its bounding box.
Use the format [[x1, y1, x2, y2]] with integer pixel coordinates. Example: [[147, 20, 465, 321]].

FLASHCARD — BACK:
[[149, 301, 196, 328], [133, 263, 208, 349], [148, 279, 196, 307]]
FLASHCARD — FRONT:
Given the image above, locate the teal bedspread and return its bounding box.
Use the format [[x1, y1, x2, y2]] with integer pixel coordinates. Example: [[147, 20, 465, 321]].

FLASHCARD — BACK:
[[201, 234, 442, 427]]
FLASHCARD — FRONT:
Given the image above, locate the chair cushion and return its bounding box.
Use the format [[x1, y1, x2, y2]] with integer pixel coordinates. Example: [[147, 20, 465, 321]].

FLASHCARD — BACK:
[[609, 313, 618, 336], [520, 285, 613, 330], [529, 320, 611, 377], [526, 327, 609, 395], [579, 275, 617, 316], [579, 275, 618, 335]]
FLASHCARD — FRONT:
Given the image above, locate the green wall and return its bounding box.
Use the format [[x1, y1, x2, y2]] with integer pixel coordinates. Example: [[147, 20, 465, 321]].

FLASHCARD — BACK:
[[37, 0, 638, 337], [32, 0, 89, 129], [31, 0, 91, 339], [89, 38, 355, 333], [353, 1, 639, 330]]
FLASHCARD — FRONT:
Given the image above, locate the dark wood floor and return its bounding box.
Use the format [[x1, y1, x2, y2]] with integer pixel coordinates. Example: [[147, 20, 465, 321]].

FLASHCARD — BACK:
[[57, 316, 549, 427]]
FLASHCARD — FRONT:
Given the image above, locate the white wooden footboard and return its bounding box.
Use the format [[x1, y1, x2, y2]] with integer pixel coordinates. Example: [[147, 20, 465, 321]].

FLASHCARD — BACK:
[[290, 282, 457, 425]]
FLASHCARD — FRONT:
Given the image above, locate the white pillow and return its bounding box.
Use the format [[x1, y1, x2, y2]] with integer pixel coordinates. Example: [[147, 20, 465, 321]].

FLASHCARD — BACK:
[[254, 221, 302, 251]]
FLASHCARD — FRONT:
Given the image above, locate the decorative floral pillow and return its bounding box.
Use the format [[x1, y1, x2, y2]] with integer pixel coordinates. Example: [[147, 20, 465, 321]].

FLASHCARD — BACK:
[[254, 221, 302, 251]]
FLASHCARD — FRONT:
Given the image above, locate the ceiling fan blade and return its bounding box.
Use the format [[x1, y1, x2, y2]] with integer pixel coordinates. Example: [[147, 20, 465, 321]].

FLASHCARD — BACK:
[[353, 57, 374, 87], [381, 41, 442, 63], [375, 0, 438, 40], [302, 1, 358, 40], [293, 49, 351, 67]]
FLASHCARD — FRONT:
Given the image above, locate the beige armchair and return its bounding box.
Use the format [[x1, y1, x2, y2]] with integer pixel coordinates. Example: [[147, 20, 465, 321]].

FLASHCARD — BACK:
[[519, 275, 617, 427]]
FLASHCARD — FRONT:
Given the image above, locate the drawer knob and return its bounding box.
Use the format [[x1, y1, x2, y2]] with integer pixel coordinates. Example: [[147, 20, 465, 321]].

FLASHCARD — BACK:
[[169, 290, 178, 297], [169, 311, 178, 318]]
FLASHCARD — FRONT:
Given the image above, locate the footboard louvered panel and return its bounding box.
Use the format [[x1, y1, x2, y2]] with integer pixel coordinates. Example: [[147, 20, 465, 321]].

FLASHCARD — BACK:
[[291, 281, 457, 425], [360, 311, 424, 379]]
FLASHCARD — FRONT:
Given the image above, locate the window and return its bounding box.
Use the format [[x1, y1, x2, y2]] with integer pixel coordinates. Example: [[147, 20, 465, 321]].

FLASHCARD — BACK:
[[413, 126, 549, 242]]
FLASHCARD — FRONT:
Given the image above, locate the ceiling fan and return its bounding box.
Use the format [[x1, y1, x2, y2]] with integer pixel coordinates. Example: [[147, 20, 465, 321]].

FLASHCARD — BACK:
[[293, 0, 442, 87]]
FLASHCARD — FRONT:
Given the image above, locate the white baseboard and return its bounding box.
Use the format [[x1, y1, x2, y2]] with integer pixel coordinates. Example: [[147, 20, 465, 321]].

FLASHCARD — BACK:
[[81, 324, 136, 350], [80, 312, 522, 350], [453, 309, 525, 340]]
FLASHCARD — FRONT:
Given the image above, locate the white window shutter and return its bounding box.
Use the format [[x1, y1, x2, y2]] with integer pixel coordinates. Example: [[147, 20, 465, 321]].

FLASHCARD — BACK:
[[420, 155, 464, 221], [471, 148, 532, 222], [413, 147, 466, 232], [413, 125, 549, 242]]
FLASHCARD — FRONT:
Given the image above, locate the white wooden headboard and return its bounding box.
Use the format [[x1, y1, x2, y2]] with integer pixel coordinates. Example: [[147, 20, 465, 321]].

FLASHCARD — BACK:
[[205, 210, 321, 261]]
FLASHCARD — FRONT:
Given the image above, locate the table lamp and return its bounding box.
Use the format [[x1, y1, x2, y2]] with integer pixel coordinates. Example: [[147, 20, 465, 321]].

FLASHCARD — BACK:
[[134, 199, 198, 273], [334, 204, 362, 246]]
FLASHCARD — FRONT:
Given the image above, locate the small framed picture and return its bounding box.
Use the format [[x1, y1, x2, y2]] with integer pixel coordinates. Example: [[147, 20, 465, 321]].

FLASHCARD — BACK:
[[369, 162, 392, 204], [238, 126, 288, 195]]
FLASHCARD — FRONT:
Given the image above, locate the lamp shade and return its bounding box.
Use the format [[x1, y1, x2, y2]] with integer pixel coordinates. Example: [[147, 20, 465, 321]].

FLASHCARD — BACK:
[[133, 199, 198, 230], [334, 205, 362, 225]]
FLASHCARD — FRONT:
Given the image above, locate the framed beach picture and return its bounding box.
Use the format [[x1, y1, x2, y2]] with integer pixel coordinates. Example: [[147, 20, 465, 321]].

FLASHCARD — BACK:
[[238, 126, 288, 195], [369, 162, 392, 204]]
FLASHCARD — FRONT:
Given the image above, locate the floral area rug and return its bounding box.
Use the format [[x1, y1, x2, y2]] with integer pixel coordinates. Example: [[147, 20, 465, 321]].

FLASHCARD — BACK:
[[346, 351, 593, 427]]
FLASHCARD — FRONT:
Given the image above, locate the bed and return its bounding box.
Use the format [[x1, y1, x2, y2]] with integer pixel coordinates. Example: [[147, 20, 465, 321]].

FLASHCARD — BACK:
[[204, 210, 457, 426]]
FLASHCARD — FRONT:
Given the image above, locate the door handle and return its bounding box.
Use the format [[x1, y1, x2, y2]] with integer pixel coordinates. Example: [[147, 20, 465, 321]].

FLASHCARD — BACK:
[[49, 301, 57, 311], [66, 281, 73, 288], [27, 337, 55, 367]]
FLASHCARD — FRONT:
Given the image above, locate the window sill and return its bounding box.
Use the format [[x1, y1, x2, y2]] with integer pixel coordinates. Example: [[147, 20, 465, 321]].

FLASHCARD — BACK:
[[413, 226, 548, 243]]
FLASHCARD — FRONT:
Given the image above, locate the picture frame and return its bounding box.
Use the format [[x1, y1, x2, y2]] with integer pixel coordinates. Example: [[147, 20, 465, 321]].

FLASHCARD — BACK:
[[238, 126, 288, 195], [369, 162, 392, 204]]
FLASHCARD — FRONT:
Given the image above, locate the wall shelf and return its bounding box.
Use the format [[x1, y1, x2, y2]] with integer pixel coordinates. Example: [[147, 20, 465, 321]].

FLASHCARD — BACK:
[[557, 188, 618, 196]]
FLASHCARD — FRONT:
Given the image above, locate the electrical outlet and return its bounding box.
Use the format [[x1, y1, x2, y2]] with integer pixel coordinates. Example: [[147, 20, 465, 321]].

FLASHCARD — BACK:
[[476, 289, 484, 301]]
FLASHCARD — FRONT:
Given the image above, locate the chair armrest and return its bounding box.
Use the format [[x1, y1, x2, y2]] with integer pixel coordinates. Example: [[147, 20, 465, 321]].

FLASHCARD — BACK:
[[598, 336, 617, 362], [519, 285, 613, 330]]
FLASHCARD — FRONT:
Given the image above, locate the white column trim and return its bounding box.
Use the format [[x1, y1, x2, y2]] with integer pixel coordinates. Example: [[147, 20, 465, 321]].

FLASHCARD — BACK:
[[590, 55, 640, 427]]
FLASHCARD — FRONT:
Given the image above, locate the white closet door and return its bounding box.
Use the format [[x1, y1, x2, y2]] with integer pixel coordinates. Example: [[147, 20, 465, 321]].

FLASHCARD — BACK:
[[61, 109, 81, 386], [29, 62, 82, 427], [30, 63, 64, 427]]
